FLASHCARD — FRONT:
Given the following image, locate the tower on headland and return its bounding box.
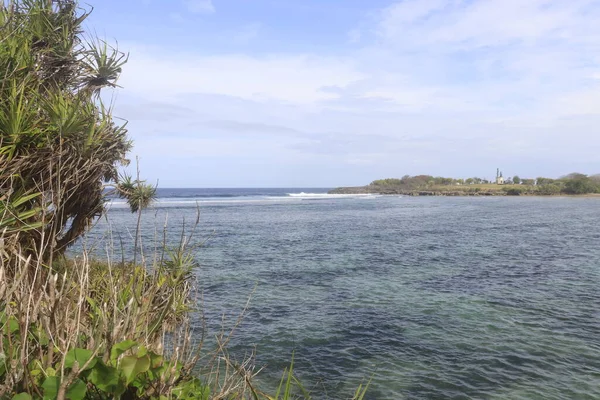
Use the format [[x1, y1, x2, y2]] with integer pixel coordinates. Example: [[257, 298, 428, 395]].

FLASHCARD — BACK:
[[496, 168, 505, 185]]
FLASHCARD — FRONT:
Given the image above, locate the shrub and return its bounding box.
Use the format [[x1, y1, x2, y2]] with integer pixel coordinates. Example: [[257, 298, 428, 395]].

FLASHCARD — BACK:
[[562, 176, 599, 194], [0, 235, 207, 399], [0, 0, 147, 261], [503, 187, 524, 196], [536, 184, 562, 195]]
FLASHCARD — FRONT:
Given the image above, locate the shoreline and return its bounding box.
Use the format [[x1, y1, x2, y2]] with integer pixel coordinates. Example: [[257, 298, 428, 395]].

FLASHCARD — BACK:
[[328, 186, 600, 197]]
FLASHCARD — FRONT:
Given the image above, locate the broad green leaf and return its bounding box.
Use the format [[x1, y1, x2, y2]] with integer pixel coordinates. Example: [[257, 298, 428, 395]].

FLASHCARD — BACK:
[[87, 362, 119, 393], [120, 355, 150, 385], [12, 393, 32, 400], [42, 376, 60, 400], [66, 379, 87, 400], [149, 352, 163, 369], [136, 345, 147, 358], [65, 348, 96, 371], [110, 340, 137, 364]]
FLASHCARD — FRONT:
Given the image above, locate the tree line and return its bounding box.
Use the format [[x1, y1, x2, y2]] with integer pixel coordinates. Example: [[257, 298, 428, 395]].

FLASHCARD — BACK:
[[370, 173, 600, 195]]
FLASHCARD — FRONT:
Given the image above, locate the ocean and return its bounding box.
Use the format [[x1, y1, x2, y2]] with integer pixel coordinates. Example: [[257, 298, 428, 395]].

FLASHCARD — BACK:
[[83, 188, 600, 399]]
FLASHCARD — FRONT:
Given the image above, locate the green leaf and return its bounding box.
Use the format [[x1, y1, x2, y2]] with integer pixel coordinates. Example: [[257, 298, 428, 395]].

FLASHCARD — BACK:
[[11, 192, 40, 207], [4, 316, 19, 334], [136, 345, 148, 358], [172, 378, 210, 400], [33, 326, 49, 346], [87, 361, 120, 393], [65, 348, 96, 371], [149, 352, 163, 369], [12, 394, 32, 400], [120, 355, 150, 385], [42, 376, 60, 400], [110, 340, 137, 364], [66, 379, 87, 400]]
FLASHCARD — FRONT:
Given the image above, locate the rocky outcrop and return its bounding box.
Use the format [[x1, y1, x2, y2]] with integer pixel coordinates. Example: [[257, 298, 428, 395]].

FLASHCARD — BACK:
[[328, 186, 374, 194]]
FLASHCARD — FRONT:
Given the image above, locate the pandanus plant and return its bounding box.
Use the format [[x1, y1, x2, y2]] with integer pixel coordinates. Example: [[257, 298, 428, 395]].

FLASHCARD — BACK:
[[0, 0, 152, 266]]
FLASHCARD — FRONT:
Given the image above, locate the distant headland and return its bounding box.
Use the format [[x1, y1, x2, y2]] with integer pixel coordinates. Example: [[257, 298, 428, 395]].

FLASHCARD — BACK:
[[329, 172, 600, 196]]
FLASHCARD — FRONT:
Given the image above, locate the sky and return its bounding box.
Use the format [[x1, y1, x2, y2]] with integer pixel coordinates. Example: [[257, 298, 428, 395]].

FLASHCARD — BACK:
[[87, 0, 600, 187]]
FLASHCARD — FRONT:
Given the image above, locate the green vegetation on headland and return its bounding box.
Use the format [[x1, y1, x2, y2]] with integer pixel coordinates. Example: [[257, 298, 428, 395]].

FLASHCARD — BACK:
[[0, 2, 369, 399], [329, 173, 600, 196]]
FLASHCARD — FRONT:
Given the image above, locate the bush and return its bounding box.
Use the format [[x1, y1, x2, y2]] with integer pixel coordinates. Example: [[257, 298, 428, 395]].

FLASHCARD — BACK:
[[502, 186, 524, 196], [0, 0, 141, 260], [562, 176, 599, 194], [536, 184, 562, 195], [0, 236, 210, 399]]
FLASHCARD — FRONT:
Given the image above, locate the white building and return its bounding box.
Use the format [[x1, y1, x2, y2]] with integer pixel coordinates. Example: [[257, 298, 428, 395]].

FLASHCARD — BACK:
[[496, 168, 505, 185]]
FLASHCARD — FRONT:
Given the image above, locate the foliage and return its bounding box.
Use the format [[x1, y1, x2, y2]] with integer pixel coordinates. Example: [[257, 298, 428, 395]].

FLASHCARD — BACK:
[[562, 174, 599, 194], [364, 172, 600, 196], [0, 228, 202, 399], [0, 0, 150, 260], [502, 186, 524, 196], [116, 172, 157, 214], [371, 175, 466, 190], [370, 178, 403, 187], [1, 232, 371, 399], [536, 177, 554, 185], [0, 3, 373, 399], [536, 183, 562, 195]]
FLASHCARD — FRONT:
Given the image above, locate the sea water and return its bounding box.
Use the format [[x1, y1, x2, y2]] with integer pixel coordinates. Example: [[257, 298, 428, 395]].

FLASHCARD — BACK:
[[82, 189, 600, 399]]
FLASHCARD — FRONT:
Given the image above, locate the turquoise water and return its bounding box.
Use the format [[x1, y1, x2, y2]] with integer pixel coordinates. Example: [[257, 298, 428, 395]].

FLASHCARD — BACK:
[[86, 190, 600, 399]]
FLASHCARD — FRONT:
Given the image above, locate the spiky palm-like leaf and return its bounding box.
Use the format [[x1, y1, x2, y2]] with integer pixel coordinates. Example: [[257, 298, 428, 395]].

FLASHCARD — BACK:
[[117, 173, 156, 213], [0, 0, 133, 259]]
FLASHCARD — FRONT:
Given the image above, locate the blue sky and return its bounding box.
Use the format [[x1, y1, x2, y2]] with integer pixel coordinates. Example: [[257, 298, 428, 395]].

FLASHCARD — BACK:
[[88, 0, 600, 187]]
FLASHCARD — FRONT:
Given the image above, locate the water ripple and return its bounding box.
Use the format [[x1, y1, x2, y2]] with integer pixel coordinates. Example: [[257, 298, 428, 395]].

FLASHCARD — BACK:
[[83, 196, 600, 399]]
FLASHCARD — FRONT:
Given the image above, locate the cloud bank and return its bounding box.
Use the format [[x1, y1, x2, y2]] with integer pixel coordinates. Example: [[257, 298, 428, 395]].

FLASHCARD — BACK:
[[112, 0, 600, 186]]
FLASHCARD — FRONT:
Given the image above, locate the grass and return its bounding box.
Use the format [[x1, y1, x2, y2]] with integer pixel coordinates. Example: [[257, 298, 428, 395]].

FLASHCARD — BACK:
[[0, 219, 371, 399], [0, 2, 371, 397]]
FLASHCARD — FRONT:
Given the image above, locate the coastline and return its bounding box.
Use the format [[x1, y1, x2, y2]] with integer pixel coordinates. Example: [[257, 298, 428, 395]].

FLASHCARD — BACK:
[[328, 186, 600, 197]]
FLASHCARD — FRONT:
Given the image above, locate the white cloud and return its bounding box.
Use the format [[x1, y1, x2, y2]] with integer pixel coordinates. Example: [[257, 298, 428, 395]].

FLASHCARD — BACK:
[[365, 0, 600, 119], [113, 0, 600, 185], [378, 0, 599, 49], [121, 50, 364, 105], [183, 0, 215, 14]]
